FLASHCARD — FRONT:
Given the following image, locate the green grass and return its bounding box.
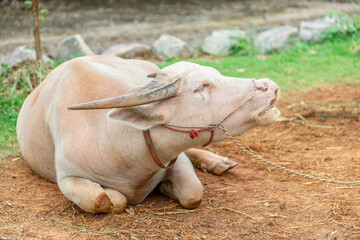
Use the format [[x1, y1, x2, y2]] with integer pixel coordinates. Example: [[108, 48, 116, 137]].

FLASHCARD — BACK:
[[0, 93, 27, 158], [161, 39, 360, 92], [0, 61, 53, 158], [0, 38, 359, 158]]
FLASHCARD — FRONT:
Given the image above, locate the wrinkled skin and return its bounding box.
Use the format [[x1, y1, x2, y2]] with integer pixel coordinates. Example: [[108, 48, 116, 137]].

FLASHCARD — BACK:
[[17, 56, 279, 213]]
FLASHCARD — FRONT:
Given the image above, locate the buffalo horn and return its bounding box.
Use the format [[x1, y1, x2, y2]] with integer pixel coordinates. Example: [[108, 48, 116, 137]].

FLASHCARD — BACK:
[[147, 72, 157, 78], [67, 74, 180, 110]]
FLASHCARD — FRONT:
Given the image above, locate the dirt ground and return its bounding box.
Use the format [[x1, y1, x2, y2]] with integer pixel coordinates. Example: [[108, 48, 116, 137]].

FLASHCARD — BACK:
[[1, 82, 360, 240], [2, 0, 360, 63]]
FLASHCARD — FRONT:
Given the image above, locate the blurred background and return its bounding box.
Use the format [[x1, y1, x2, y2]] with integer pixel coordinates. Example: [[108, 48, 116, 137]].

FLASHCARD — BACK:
[[1, 0, 360, 62]]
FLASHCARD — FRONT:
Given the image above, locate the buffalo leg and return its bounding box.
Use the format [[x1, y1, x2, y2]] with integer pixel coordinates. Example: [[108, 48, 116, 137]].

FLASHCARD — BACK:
[[159, 153, 203, 209], [184, 148, 238, 175], [58, 176, 127, 213]]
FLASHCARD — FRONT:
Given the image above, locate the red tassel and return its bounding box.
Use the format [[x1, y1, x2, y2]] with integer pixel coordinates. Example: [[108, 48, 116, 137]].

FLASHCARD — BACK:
[[189, 129, 199, 139]]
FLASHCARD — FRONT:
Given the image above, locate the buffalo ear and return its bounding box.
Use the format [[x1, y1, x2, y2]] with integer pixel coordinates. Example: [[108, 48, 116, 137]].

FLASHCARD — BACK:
[[107, 103, 168, 130]]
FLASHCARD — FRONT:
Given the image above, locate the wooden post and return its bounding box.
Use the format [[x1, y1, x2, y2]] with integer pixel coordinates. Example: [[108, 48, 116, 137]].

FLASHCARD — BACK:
[[32, 0, 42, 61]]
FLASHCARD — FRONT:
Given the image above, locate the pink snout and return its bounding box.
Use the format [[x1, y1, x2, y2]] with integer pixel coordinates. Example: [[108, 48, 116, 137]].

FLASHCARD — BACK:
[[255, 78, 279, 105]]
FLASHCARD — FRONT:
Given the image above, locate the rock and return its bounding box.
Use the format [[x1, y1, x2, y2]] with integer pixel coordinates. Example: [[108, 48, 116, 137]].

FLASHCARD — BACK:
[[57, 34, 94, 60], [202, 29, 246, 56], [102, 43, 151, 58], [152, 34, 197, 60], [6, 46, 52, 68], [125, 207, 135, 215], [254, 25, 298, 53], [299, 15, 342, 42], [299, 21, 330, 42]]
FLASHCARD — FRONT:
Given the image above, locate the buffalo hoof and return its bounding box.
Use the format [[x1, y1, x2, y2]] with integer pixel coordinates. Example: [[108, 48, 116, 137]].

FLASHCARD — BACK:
[[209, 158, 238, 175]]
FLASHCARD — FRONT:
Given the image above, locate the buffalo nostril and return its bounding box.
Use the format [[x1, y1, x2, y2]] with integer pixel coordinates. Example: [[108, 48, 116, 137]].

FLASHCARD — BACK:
[[274, 88, 278, 96], [256, 83, 268, 92]]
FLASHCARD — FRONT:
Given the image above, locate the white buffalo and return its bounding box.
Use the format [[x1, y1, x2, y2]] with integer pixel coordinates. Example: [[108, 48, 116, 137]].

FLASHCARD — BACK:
[[17, 56, 279, 213]]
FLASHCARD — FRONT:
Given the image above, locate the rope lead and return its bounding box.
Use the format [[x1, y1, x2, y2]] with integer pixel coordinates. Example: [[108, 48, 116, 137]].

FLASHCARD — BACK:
[[219, 125, 360, 185]]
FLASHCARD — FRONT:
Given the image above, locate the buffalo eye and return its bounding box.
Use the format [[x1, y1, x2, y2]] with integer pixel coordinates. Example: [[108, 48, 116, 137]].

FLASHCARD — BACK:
[[194, 83, 210, 93]]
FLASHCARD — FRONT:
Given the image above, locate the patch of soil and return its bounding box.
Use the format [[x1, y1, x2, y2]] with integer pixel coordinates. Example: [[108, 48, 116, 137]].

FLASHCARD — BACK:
[[1, 83, 360, 239], [1, 1, 360, 63]]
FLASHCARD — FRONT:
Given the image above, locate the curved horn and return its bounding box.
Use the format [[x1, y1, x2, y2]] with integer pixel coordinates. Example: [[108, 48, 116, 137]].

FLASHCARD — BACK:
[[147, 72, 157, 78], [68, 74, 180, 110]]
